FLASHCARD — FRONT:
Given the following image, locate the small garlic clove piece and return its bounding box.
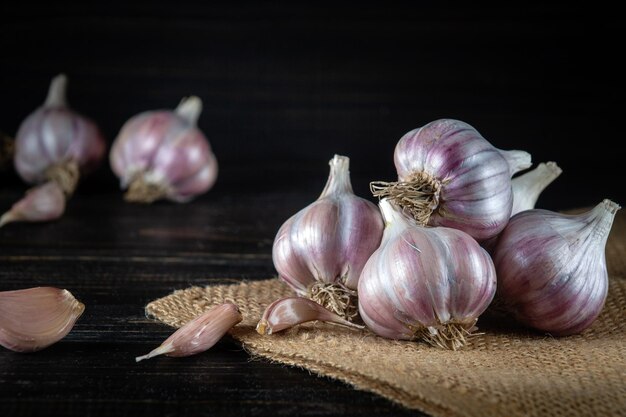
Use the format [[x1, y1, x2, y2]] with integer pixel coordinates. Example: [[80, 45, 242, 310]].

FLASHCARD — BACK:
[[511, 161, 562, 216], [256, 297, 364, 335], [136, 302, 242, 362], [0, 181, 66, 228], [0, 287, 85, 352]]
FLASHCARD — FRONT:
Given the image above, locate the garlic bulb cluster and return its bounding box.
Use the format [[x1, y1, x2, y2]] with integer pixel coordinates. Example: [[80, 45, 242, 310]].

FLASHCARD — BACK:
[[136, 302, 242, 362], [272, 154, 384, 319], [110, 96, 218, 204], [14, 74, 106, 195], [492, 199, 620, 335], [371, 119, 531, 241], [358, 199, 497, 350], [0, 287, 85, 352]]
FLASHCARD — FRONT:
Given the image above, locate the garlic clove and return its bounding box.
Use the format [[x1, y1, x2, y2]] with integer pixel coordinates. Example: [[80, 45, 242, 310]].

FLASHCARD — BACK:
[[136, 302, 242, 362], [256, 297, 364, 335], [511, 161, 562, 216], [0, 287, 85, 352], [0, 181, 66, 228]]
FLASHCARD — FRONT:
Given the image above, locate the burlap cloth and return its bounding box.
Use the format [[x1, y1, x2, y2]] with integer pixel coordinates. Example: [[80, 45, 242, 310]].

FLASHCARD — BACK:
[[146, 210, 626, 417]]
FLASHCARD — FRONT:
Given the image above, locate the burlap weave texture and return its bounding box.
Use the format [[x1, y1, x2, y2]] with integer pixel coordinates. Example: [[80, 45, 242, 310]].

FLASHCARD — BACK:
[[146, 211, 626, 417]]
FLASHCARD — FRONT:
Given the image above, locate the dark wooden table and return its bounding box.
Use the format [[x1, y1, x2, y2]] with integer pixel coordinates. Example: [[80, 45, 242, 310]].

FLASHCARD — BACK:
[[0, 178, 423, 417]]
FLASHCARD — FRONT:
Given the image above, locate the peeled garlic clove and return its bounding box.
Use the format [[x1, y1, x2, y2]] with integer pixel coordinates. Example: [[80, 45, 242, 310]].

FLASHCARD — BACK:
[[511, 161, 562, 216], [0, 181, 66, 228], [358, 199, 497, 350], [272, 154, 384, 320], [371, 119, 532, 241], [14, 74, 106, 196], [136, 302, 242, 362], [0, 287, 85, 352], [492, 199, 620, 335], [110, 96, 218, 204], [256, 297, 364, 335]]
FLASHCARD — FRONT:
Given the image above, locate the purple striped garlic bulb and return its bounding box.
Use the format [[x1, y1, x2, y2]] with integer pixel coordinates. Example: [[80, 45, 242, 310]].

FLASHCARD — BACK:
[[491, 199, 620, 335], [371, 119, 531, 241], [358, 199, 497, 350], [110, 96, 218, 203], [272, 154, 384, 320], [14, 74, 106, 196]]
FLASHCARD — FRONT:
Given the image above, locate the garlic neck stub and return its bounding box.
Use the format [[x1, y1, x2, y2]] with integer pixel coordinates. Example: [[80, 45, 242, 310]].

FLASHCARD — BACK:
[[371, 119, 532, 241], [109, 96, 218, 204], [272, 155, 384, 320], [511, 161, 562, 216], [14, 74, 106, 196], [492, 199, 620, 335], [358, 199, 497, 350]]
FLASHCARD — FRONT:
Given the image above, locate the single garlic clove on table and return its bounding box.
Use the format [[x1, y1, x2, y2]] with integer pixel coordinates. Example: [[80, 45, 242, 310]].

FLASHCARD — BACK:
[[272, 154, 383, 320], [0, 181, 66, 228], [0, 287, 85, 352], [136, 302, 242, 362]]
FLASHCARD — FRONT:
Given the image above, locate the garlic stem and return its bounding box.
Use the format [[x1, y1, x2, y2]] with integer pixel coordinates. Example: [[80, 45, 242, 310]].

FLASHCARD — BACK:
[[499, 149, 532, 176], [256, 297, 364, 335], [511, 161, 562, 215], [44, 74, 68, 108], [319, 154, 353, 197], [175, 96, 203, 125], [378, 198, 410, 229]]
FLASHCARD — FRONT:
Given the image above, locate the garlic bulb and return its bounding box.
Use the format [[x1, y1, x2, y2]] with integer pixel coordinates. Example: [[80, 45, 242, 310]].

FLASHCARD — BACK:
[[272, 154, 384, 320], [256, 297, 364, 335], [136, 302, 242, 362], [110, 96, 218, 203], [371, 119, 532, 241], [358, 199, 497, 350], [14, 74, 106, 196], [0, 181, 65, 228], [0, 287, 85, 352], [511, 161, 562, 216], [492, 199, 620, 335]]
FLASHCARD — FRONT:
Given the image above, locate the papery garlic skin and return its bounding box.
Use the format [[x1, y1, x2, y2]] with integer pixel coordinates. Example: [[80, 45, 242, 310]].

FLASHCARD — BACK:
[[14, 74, 106, 195], [511, 161, 562, 216], [136, 302, 242, 362], [272, 154, 384, 319], [372, 119, 531, 241], [492, 199, 620, 335], [0, 181, 65, 228], [110, 96, 218, 203], [358, 199, 497, 350], [0, 287, 84, 352]]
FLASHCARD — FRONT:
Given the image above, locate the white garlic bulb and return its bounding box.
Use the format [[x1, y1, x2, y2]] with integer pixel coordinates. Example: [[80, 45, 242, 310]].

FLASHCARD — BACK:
[[371, 119, 531, 241], [492, 199, 620, 335], [358, 199, 497, 350], [272, 154, 384, 320], [110, 96, 218, 203]]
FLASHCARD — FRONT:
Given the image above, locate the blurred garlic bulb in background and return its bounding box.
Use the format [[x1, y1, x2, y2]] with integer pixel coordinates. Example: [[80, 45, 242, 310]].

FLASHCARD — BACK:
[[109, 96, 218, 203]]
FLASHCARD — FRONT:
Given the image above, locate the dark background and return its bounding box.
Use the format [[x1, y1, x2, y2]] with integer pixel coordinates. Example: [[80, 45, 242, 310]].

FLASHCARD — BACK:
[[0, 1, 622, 208]]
